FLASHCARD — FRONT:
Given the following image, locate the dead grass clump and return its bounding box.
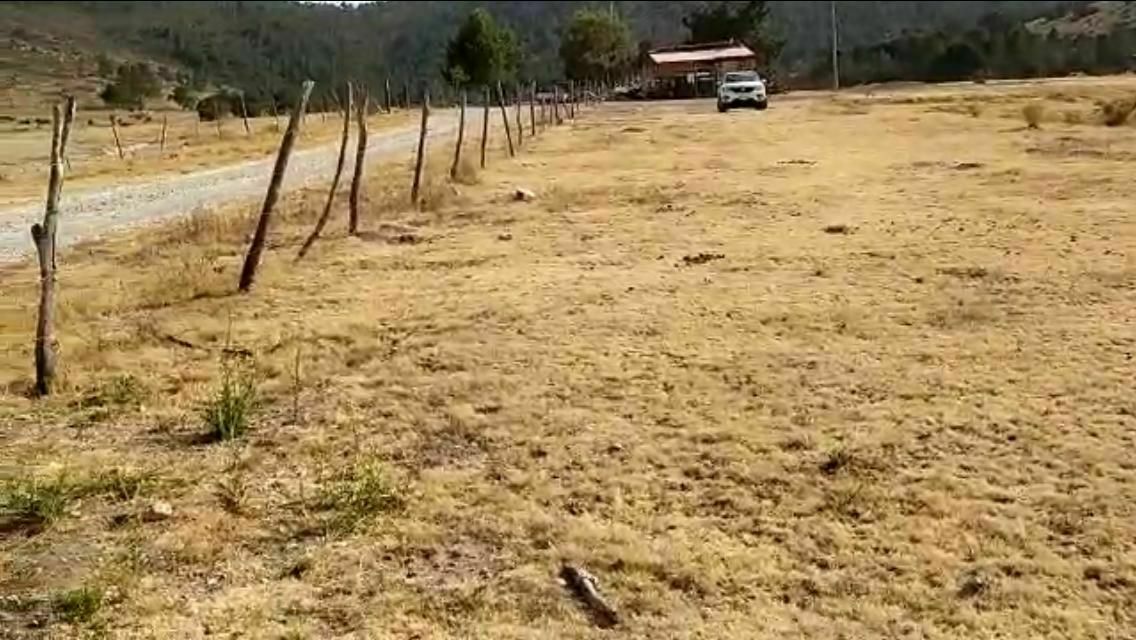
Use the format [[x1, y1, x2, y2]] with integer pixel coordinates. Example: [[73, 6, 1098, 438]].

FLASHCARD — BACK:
[[1022, 102, 1045, 129], [137, 250, 232, 309], [163, 207, 251, 248], [965, 103, 984, 118], [451, 156, 480, 185], [1063, 109, 1086, 125], [1098, 97, 1136, 127]]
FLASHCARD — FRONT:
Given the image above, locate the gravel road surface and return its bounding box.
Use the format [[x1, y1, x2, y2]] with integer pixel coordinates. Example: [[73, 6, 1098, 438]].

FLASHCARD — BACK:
[[0, 108, 478, 262]]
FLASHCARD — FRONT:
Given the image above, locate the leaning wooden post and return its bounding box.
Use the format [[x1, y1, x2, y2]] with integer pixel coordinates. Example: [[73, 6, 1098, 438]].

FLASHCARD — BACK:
[[496, 81, 514, 158], [569, 80, 577, 119], [30, 97, 76, 396], [553, 86, 562, 125], [480, 85, 490, 169], [514, 84, 523, 148], [158, 115, 168, 157], [410, 89, 430, 206], [449, 89, 466, 180], [348, 87, 369, 236], [238, 80, 314, 293], [384, 76, 393, 113], [109, 114, 124, 160], [529, 82, 536, 137], [239, 93, 252, 135], [402, 82, 410, 110], [298, 82, 353, 260]]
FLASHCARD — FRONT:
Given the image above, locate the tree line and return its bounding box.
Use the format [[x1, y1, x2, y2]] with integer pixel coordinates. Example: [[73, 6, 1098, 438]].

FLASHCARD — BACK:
[[39, 0, 1126, 111]]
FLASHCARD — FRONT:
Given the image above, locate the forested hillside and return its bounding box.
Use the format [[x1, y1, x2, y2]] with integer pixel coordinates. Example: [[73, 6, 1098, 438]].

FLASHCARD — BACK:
[[2, 0, 1129, 112]]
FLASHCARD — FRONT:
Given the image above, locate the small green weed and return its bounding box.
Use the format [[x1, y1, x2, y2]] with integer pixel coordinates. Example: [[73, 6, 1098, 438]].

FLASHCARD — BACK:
[[90, 467, 157, 502], [202, 360, 258, 441], [319, 458, 404, 533], [1, 475, 72, 528], [53, 586, 103, 624]]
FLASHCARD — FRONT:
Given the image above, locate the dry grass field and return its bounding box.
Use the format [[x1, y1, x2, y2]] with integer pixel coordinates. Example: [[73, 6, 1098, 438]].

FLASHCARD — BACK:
[[1, 76, 1134, 639]]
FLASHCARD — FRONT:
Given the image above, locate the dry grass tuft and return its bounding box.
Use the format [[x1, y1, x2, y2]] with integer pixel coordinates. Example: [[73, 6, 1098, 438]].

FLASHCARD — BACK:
[[1098, 97, 1136, 127], [451, 156, 480, 185], [1022, 101, 1046, 128]]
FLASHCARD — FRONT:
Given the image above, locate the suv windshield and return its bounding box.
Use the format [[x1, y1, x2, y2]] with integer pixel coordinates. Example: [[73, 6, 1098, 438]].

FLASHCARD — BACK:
[[723, 71, 759, 83]]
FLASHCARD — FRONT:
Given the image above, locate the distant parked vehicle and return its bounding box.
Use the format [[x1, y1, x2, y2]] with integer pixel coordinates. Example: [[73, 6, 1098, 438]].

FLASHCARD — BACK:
[[717, 70, 768, 112]]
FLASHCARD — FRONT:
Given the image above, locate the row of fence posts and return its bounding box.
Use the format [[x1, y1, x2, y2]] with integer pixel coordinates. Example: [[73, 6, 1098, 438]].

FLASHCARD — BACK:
[[27, 79, 604, 395]]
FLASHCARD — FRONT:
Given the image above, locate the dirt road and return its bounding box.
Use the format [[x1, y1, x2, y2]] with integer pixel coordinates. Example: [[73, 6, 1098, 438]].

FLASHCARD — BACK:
[[0, 107, 477, 262]]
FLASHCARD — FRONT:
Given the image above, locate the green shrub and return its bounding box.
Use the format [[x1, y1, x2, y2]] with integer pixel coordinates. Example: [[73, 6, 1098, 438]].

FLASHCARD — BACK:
[[53, 586, 103, 624], [320, 459, 404, 533], [0, 475, 72, 527]]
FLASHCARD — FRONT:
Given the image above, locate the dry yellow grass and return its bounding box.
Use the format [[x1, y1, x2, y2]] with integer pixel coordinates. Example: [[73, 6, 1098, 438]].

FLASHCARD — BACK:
[[1, 76, 1135, 638]]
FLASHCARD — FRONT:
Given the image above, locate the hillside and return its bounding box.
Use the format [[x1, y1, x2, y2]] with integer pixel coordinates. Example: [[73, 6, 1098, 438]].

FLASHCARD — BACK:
[[0, 1, 1086, 111]]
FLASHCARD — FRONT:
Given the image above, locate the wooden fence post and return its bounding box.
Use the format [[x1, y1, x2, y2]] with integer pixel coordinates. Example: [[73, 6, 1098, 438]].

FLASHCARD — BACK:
[[238, 80, 315, 292], [385, 76, 393, 113], [349, 87, 369, 236], [403, 82, 410, 110], [270, 98, 281, 131], [496, 81, 514, 158], [158, 115, 168, 157], [298, 82, 353, 260], [553, 86, 562, 125], [514, 84, 523, 148], [109, 114, 124, 160], [30, 97, 76, 396], [410, 89, 430, 205], [240, 93, 252, 135], [480, 85, 489, 169], [450, 89, 466, 180], [569, 80, 576, 119], [529, 82, 536, 137]]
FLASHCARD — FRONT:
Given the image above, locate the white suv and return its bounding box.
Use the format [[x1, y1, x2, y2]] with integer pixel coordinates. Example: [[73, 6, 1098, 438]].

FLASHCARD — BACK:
[[717, 71, 768, 112]]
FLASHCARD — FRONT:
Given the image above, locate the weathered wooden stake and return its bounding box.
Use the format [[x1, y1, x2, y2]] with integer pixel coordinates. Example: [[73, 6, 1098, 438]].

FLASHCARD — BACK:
[[480, 86, 490, 169], [570, 80, 576, 119], [384, 76, 393, 113], [240, 94, 252, 135], [403, 82, 410, 110], [450, 89, 466, 180], [514, 84, 523, 148], [496, 81, 514, 158], [30, 97, 76, 396], [238, 80, 315, 292], [553, 86, 562, 125], [348, 87, 369, 236], [109, 114, 124, 160], [60, 97, 75, 172], [410, 90, 430, 206], [529, 82, 536, 136], [298, 83, 353, 260], [270, 99, 281, 131], [158, 115, 168, 157]]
